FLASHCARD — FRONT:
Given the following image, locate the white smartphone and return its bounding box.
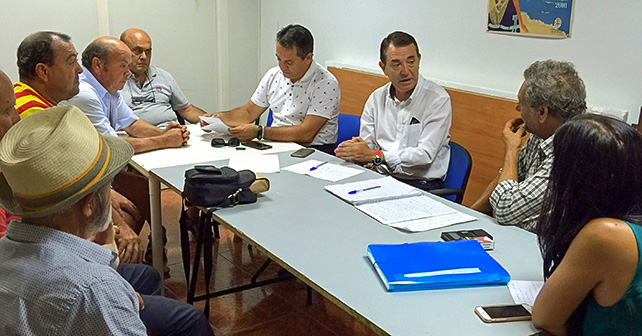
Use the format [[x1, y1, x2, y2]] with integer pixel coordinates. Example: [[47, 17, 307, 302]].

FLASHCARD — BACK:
[[474, 304, 532, 323]]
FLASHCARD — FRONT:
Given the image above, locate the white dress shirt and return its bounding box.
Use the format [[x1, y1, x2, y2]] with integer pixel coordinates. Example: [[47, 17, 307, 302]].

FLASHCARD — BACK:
[[360, 75, 451, 181]]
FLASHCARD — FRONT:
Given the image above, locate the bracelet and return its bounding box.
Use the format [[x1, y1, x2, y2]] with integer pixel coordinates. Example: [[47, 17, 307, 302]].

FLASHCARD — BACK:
[[257, 125, 263, 140]]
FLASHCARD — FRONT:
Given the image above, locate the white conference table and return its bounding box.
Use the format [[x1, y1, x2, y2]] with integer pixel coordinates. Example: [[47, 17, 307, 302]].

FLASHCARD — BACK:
[[143, 139, 544, 335], [128, 124, 303, 282]]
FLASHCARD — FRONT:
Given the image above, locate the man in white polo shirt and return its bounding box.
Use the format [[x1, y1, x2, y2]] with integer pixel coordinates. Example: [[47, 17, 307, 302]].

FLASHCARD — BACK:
[[200, 24, 340, 154]]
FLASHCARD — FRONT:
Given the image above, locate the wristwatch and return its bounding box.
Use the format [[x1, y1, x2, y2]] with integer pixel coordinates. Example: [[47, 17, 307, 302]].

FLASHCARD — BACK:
[[373, 150, 383, 166]]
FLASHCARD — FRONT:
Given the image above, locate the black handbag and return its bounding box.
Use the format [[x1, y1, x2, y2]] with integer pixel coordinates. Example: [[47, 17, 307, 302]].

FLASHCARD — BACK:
[[179, 165, 257, 316], [183, 165, 256, 207]]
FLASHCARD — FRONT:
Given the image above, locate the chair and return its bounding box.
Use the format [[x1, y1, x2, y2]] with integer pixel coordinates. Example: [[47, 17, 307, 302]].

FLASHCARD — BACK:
[[429, 141, 472, 204], [175, 112, 186, 125], [266, 109, 273, 126], [335, 113, 361, 147]]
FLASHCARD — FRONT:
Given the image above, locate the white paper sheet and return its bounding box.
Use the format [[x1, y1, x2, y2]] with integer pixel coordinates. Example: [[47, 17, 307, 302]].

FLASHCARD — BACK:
[[508, 280, 545, 307], [283, 160, 363, 182], [200, 116, 231, 134], [228, 154, 280, 173]]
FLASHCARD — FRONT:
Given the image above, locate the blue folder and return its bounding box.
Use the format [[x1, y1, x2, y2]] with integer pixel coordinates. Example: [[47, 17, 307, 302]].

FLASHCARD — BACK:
[[367, 240, 510, 291]]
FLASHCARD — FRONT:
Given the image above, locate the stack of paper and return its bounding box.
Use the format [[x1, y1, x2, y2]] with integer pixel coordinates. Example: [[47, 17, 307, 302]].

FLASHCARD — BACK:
[[367, 240, 511, 291], [325, 177, 476, 231]]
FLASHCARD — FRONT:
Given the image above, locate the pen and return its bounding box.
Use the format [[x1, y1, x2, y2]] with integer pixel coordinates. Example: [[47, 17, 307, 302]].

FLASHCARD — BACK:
[[348, 185, 381, 195], [309, 161, 328, 171]]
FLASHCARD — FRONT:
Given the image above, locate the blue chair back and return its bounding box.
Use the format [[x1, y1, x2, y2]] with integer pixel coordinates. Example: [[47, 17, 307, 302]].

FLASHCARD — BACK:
[[266, 109, 273, 126], [335, 114, 361, 147], [175, 113, 186, 125], [431, 141, 472, 204]]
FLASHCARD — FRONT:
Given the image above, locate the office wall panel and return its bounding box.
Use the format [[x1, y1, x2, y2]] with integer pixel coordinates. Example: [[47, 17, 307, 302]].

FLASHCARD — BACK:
[[260, 0, 642, 123]]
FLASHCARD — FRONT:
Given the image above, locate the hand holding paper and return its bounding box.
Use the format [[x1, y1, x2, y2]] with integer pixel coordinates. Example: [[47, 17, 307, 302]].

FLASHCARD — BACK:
[[200, 116, 231, 134]]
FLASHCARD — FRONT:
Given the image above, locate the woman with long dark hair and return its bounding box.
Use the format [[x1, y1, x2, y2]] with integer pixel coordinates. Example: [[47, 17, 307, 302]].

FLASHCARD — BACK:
[[532, 114, 642, 335]]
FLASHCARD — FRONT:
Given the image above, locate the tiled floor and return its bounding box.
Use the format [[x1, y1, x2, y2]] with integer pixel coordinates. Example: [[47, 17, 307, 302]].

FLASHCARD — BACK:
[[145, 190, 379, 336]]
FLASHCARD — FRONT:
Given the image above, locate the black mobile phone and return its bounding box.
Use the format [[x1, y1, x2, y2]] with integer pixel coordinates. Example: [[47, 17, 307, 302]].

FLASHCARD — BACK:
[[291, 148, 315, 158], [241, 141, 273, 150], [475, 304, 532, 323]]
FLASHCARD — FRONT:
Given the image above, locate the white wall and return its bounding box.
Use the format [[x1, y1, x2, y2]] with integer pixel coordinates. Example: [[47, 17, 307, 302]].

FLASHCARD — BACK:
[[227, 0, 260, 108], [0, 0, 101, 79], [0, 0, 247, 114], [108, 0, 219, 112], [260, 0, 642, 123]]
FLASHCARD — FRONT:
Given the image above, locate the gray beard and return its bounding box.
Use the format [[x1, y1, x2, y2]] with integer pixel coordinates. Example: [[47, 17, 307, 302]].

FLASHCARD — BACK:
[[85, 205, 112, 237]]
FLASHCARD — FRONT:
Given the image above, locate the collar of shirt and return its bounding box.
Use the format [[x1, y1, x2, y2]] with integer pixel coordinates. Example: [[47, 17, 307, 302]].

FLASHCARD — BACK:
[[387, 75, 425, 105], [80, 66, 113, 102], [538, 133, 554, 158], [5, 220, 118, 268], [127, 66, 159, 89], [287, 61, 319, 86]]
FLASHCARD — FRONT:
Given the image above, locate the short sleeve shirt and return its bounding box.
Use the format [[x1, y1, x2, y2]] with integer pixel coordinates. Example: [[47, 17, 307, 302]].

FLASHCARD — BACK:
[[250, 62, 340, 146], [120, 66, 191, 128], [61, 67, 139, 136], [0, 221, 147, 335]]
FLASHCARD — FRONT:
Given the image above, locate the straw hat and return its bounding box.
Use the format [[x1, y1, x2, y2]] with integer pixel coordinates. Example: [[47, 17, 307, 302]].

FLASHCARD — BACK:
[[0, 105, 134, 218]]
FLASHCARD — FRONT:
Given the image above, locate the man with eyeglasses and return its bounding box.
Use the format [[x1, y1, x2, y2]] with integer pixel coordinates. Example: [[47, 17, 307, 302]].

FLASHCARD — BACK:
[[120, 28, 206, 128], [335, 31, 452, 191]]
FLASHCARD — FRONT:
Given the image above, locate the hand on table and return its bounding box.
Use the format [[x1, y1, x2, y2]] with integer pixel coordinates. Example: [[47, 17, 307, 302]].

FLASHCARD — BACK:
[[334, 137, 376, 164], [229, 123, 259, 141], [164, 121, 189, 145]]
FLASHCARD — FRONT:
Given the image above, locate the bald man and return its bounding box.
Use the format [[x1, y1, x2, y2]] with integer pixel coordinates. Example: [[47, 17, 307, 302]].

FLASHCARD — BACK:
[[120, 28, 206, 127], [62, 36, 189, 154]]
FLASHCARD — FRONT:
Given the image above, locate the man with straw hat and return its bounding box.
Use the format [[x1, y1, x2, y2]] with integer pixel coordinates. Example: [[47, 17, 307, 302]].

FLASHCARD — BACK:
[[0, 105, 213, 335]]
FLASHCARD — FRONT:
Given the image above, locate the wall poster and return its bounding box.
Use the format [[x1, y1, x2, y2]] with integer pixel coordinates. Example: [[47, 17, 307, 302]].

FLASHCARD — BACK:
[[487, 0, 574, 38]]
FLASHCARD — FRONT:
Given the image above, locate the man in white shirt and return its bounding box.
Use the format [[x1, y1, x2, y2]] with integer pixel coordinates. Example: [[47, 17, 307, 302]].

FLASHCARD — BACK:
[[200, 24, 340, 154], [62, 36, 189, 154], [335, 31, 452, 190]]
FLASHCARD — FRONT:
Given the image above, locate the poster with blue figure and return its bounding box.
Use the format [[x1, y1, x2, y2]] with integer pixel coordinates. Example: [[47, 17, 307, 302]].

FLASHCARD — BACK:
[[488, 0, 574, 38]]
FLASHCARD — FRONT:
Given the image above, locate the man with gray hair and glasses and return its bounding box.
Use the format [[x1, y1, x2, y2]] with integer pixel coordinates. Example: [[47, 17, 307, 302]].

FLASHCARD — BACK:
[[470, 59, 587, 231]]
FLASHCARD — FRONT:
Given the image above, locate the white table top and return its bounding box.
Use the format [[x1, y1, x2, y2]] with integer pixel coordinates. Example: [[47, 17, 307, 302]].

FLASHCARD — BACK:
[[130, 124, 303, 174], [150, 150, 544, 336]]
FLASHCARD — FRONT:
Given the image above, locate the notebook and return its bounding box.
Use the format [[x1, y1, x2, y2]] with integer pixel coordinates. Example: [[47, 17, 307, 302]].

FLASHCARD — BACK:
[[325, 177, 476, 230], [367, 240, 510, 291], [324, 176, 422, 205]]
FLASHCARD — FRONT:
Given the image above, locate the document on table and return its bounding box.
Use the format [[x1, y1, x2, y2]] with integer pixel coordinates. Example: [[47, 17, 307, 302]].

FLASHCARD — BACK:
[[228, 154, 280, 173], [508, 280, 545, 307], [200, 116, 230, 134], [283, 159, 363, 182], [324, 176, 421, 205], [356, 195, 476, 229]]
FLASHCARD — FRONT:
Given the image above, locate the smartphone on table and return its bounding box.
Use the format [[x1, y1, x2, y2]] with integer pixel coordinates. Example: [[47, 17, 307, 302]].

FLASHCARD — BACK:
[[474, 304, 532, 323], [241, 140, 273, 150], [291, 148, 315, 158]]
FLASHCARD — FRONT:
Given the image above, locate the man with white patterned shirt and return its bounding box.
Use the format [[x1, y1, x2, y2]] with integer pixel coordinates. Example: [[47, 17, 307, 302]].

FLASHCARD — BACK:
[[470, 60, 586, 231], [201, 24, 340, 154]]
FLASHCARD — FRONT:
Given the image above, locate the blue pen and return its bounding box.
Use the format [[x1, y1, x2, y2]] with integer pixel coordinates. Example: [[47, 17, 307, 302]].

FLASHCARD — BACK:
[[309, 161, 328, 171], [348, 185, 381, 195]]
